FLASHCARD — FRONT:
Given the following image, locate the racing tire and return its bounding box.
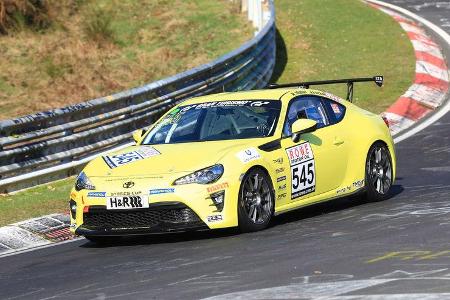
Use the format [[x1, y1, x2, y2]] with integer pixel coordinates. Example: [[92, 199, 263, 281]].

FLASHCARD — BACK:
[[238, 168, 274, 232], [84, 235, 121, 244], [364, 142, 393, 202]]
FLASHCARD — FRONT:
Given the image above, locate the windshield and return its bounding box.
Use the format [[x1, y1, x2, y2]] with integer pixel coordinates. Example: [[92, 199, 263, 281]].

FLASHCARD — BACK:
[[142, 100, 281, 145]]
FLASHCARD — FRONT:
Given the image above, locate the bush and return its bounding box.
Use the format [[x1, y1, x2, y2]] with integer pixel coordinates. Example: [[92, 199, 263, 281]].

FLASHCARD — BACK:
[[0, 0, 52, 34], [83, 6, 115, 45]]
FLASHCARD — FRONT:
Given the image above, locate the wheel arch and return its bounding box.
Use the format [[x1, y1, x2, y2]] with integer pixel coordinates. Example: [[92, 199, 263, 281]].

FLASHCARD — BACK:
[[241, 164, 275, 193], [237, 164, 276, 232], [365, 138, 396, 182]]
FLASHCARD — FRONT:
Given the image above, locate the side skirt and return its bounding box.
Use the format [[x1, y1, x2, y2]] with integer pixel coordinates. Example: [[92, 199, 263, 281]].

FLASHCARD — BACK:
[[274, 187, 366, 216]]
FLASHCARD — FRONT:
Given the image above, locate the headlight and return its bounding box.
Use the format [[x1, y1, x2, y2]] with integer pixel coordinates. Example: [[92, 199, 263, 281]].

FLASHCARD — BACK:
[[173, 164, 224, 185], [75, 172, 96, 191]]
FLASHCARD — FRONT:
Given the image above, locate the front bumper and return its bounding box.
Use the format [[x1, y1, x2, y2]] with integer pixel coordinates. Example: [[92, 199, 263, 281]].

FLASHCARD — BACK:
[[70, 178, 240, 236], [75, 202, 209, 236]]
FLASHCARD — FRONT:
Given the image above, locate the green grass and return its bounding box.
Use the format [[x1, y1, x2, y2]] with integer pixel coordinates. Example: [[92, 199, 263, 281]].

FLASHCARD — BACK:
[[0, 178, 75, 226], [0, 0, 252, 119], [0, 0, 416, 225], [272, 0, 415, 113]]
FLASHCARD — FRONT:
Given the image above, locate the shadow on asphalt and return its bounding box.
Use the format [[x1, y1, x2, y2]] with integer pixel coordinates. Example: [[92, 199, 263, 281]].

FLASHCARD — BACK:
[[272, 184, 404, 227], [80, 228, 240, 249], [80, 184, 404, 248]]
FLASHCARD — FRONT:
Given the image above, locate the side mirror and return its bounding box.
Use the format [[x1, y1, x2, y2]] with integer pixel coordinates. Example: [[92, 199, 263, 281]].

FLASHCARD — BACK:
[[132, 129, 145, 144], [291, 119, 317, 143]]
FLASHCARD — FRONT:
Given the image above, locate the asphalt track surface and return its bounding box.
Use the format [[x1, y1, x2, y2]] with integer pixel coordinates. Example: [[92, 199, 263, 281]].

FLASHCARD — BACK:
[[1, 2, 450, 299]]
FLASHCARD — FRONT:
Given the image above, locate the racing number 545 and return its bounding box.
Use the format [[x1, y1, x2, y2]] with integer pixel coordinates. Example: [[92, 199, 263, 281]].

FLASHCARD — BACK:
[[292, 161, 314, 189], [291, 160, 316, 198]]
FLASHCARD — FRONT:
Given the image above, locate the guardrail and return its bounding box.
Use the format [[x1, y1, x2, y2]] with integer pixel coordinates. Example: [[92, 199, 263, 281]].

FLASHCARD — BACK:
[[0, 0, 276, 193]]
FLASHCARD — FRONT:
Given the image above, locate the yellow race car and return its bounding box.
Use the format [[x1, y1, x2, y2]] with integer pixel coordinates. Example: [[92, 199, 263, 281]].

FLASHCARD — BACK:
[[69, 76, 395, 243]]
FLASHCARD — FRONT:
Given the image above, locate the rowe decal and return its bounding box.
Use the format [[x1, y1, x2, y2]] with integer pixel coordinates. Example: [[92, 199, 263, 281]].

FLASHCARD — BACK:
[[102, 147, 160, 169], [287, 142, 313, 165], [286, 142, 316, 199]]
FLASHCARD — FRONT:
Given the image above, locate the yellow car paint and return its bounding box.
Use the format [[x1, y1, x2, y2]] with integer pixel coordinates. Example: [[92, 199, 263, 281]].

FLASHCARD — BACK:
[[69, 87, 396, 235]]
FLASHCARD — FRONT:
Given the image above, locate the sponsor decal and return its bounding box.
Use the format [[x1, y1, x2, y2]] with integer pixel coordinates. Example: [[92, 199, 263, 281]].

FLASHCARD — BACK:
[[336, 180, 364, 195], [336, 186, 351, 195], [289, 90, 343, 103], [278, 183, 286, 191], [275, 167, 285, 174], [273, 157, 283, 164], [149, 188, 175, 195], [290, 90, 326, 97], [286, 142, 314, 165], [207, 215, 223, 222], [105, 176, 162, 182], [277, 176, 286, 182], [102, 147, 160, 169], [353, 179, 364, 188], [87, 192, 106, 197], [181, 100, 274, 112], [123, 181, 135, 188], [286, 142, 316, 199], [236, 148, 261, 163], [289, 90, 309, 97], [250, 101, 270, 107], [107, 195, 149, 210], [110, 191, 142, 197], [330, 103, 341, 114], [324, 92, 343, 103], [277, 193, 287, 200], [207, 182, 229, 193]]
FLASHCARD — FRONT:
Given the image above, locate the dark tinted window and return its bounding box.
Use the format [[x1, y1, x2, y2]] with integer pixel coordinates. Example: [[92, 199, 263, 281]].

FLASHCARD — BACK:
[[142, 100, 281, 144]]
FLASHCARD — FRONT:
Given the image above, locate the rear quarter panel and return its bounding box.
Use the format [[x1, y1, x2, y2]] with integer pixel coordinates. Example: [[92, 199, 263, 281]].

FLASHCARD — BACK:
[[341, 104, 396, 188]]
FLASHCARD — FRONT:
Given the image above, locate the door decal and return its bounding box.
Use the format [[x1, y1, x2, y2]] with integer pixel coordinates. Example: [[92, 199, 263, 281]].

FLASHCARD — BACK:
[[286, 142, 316, 199]]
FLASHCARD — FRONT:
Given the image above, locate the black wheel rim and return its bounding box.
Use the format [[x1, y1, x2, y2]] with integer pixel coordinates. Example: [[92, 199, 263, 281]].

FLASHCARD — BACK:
[[368, 145, 392, 195], [242, 172, 273, 224]]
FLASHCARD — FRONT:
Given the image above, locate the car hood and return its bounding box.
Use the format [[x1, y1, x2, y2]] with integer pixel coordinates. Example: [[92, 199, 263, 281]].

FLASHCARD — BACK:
[[84, 139, 265, 178]]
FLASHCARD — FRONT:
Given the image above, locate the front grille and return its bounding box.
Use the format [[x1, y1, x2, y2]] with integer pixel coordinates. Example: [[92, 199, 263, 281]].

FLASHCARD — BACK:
[[83, 204, 204, 230]]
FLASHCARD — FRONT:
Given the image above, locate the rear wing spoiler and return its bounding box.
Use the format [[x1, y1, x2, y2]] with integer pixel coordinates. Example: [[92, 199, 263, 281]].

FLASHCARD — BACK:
[[267, 75, 383, 102]]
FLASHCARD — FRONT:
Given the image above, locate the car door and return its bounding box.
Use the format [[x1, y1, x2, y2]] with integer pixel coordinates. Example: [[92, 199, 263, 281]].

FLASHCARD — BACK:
[[278, 95, 349, 206]]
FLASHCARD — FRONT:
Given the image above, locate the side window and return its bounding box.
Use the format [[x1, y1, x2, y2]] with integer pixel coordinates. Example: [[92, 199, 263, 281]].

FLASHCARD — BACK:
[[283, 95, 329, 136], [322, 99, 346, 124]]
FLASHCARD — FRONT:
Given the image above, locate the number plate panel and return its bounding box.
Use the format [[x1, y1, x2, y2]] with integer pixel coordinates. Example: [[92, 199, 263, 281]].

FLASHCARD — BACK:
[[106, 195, 149, 210], [286, 142, 316, 199], [291, 160, 316, 198]]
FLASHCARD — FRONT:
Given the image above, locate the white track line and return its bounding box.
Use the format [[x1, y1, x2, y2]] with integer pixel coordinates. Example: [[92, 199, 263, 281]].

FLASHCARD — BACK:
[[367, 0, 450, 143], [0, 238, 83, 259]]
